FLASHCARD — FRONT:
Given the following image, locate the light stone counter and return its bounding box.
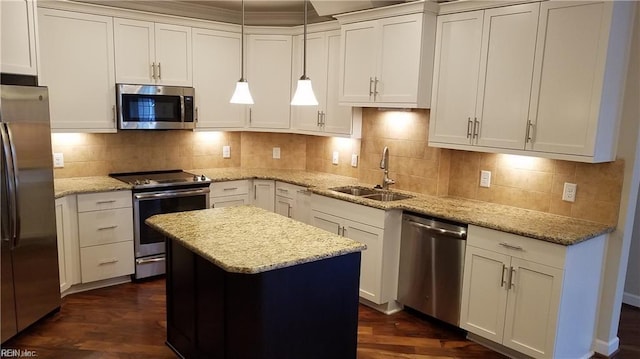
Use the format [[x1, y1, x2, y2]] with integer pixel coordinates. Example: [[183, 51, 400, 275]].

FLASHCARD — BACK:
[[145, 206, 366, 274], [54, 176, 132, 198]]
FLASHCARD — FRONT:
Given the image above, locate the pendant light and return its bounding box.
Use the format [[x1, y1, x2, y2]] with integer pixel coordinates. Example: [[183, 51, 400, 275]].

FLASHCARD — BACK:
[[291, 0, 318, 106], [230, 0, 254, 104]]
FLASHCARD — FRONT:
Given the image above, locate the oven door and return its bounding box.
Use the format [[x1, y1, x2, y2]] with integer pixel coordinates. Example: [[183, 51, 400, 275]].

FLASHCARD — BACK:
[[133, 187, 209, 258]]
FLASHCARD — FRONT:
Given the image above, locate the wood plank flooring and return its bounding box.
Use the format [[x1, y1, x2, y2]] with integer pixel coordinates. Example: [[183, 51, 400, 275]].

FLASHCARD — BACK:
[[2, 278, 638, 358]]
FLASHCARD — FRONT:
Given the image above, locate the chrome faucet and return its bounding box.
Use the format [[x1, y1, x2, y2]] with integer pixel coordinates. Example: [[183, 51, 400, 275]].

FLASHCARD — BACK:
[[379, 146, 395, 190]]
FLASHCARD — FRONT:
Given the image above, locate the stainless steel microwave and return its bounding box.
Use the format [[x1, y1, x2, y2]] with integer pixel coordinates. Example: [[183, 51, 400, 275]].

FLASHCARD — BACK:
[[116, 84, 194, 130]]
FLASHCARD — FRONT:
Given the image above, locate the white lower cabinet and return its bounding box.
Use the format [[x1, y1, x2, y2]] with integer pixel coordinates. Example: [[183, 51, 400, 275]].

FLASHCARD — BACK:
[[311, 194, 401, 311], [461, 225, 606, 359], [252, 179, 275, 212], [210, 180, 250, 208], [275, 181, 311, 225], [55, 196, 80, 295], [76, 191, 134, 284]]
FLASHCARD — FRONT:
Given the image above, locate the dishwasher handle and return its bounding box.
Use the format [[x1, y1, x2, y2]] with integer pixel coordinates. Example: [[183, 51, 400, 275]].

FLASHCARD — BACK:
[[405, 219, 467, 239]]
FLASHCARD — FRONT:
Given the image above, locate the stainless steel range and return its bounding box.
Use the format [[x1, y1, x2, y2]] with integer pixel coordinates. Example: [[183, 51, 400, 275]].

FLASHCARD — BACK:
[[110, 170, 210, 280]]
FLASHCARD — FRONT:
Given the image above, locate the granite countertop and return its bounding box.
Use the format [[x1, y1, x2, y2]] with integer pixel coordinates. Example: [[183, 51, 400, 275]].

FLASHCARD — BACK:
[[145, 206, 366, 274], [55, 168, 615, 246]]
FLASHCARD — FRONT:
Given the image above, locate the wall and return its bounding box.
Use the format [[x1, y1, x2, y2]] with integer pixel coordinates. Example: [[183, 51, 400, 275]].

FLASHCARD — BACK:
[[240, 132, 307, 170]]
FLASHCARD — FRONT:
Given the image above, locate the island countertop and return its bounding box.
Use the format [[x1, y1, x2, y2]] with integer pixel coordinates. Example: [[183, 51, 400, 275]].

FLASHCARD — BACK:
[[145, 205, 366, 274]]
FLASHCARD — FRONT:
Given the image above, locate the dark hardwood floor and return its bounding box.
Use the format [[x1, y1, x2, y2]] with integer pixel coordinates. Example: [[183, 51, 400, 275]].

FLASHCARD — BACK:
[[2, 278, 638, 359]]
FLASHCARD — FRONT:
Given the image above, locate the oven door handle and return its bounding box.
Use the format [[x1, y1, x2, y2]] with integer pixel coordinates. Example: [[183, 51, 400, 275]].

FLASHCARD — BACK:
[[134, 188, 210, 201]]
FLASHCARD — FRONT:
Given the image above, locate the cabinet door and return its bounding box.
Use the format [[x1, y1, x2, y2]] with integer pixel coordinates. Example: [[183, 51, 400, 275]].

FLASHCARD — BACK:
[[311, 210, 342, 236], [527, 2, 609, 156], [503, 257, 562, 358], [475, 3, 539, 150], [155, 23, 192, 86], [55, 199, 69, 293], [376, 14, 422, 104], [193, 28, 244, 128], [114, 18, 155, 85], [429, 11, 483, 146], [291, 32, 327, 132], [293, 190, 311, 225], [247, 35, 292, 129], [252, 180, 275, 212], [339, 20, 377, 104], [344, 220, 384, 304], [38, 9, 117, 132], [1, 0, 37, 75], [275, 196, 294, 219], [324, 30, 353, 135], [460, 245, 510, 343]]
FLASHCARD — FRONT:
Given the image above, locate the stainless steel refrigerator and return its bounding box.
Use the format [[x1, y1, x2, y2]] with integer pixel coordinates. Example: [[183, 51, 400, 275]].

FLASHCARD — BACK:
[[1, 84, 60, 343]]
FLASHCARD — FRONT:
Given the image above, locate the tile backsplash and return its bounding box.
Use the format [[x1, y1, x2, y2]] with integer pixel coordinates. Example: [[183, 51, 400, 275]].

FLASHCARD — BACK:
[[52, 109, 623, 225]]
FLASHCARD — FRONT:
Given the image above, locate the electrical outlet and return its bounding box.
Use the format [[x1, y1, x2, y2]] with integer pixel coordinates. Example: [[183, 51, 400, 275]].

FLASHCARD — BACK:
[[273, 147, 281, 159], [222, 146, 231, 158], [562, 182, 577, 202], [480, 170, 491, 188], [53, 153, 64, 168], [351, 154, 358, 167], [332, 151, 339, 165]]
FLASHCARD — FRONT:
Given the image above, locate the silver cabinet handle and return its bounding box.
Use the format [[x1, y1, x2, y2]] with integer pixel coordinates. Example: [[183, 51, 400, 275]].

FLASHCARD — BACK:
[[157, 62, 162, 80], [112, 105, 116, 124], [151, 63, 156, 80], [223, 187, 238, 191], [473, 117, 479, 140], [96, 200, 116, 204], [136, 257, 165, 265], [526, 121, 534, 143], [277, 188, 289, 193], [467, 117, 472, 139], [342, 226, 347, 237], [369, 77, 374, 97], [337, 225, 342, 236], [501, 264, 507, 288], [97, 225, 118, 231], [98, 258, 119, 265], [317, 111, 321, 126], [499, 242, 524, 251], [374, 77, 379, 100], [508, 267, 516, 290], [249, 108, 252, 124], [135, 188, 209, 200], [321, 111, 326, 126], [287, 205, 292, 218]]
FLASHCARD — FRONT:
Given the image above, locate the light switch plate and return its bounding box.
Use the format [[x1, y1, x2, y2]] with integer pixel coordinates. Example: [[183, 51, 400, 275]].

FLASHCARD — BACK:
[[332, 151, 339, 165], [273, 147, 281, 159], [53, 153, 64, 168], [222, 146, 231, 158], [562, 182, 577, 202], [480, 170, 491, 188], [351, 154, 358, 167]]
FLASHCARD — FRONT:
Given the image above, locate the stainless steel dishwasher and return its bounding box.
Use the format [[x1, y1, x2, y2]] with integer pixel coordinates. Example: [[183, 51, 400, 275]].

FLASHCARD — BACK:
[[397, 213, 467, 326]]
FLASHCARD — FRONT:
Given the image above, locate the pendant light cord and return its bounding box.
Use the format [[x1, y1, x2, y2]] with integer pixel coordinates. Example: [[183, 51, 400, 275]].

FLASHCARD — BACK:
[[240, 0, 245, 81], [302, 0, 308, 80]]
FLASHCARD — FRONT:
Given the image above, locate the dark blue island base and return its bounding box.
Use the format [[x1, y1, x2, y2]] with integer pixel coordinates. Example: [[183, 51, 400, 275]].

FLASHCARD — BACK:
[[165, 238, 362, 359]]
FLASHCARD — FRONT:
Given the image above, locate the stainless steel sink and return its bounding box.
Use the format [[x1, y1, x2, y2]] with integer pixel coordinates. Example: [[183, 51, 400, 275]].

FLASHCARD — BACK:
[[329, 186, 413, 202], [329, 186, 379, 196], [361, 192, 413, 202]]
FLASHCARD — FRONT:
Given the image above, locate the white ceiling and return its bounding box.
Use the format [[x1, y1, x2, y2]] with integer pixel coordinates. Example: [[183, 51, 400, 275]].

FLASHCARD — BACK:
[[76, 0, 411, 26]]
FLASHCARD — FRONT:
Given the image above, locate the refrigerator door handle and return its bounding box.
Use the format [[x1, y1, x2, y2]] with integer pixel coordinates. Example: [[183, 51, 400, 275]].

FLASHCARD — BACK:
[[1, 124, 20, 246]]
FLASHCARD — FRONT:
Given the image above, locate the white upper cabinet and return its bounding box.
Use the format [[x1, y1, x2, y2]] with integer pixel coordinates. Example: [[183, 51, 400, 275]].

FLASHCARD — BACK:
[[38, 8, 117, 132], [429, 3, 539, 149], [114, 18, 192, 86], [192, 28, 244, 129], [526, 1, 634, 162], [336, 2, 437, 108], [431, 1, 635, 163], [246, 34, 292, 129], [1, 0, 38, 76], [291, 29, 355, 136]]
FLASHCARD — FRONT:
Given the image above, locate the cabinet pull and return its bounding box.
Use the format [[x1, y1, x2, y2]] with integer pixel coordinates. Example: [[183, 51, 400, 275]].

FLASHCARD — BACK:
[[287, 205, 292, 218], [342, 226, 347, 237], [374, 77, 379, 100], [254, 185, 257, 200], [499, 242, 524, 251], [472, 117, 479, 139], [508, 267, 516, 290], [501, 264, 507, 288], [151, 63, 156, 80], [369, 77, 374, 97], [157, 62, 162, 79], [249, 108, 252, 124], [112, 105, 116, 124], [526, 121, 534, 143], [466, 117, 472, 139], [277, 188, 289, 193], [96, 200, 116, 204], [97, 225, 118, 231], [98, 258, 119, 265], [223, 187, 238, 191], [195, 107, 199, 123], [321, 111, 326, 126], [317, 111, 321, 126]]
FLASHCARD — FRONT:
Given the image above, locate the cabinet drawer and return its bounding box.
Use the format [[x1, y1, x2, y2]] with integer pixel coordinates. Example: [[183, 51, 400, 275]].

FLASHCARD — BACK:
[[80, 241, 134, 283], [210, 180, 249, 197], [275, 181, 306, 200], [78, 207, 133, 247], [211, 194, 249, 208], [77, 191, 132, 212], [468, 225, 566, 269]]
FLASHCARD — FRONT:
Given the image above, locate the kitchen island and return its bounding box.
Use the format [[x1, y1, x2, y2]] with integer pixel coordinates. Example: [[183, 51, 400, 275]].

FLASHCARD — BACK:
[[145, 206, 367, 359]]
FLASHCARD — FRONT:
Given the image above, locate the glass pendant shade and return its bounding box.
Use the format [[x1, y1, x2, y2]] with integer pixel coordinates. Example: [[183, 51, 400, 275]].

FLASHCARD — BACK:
[[291, 78, 318, 106], [230, 79, 254, 104]]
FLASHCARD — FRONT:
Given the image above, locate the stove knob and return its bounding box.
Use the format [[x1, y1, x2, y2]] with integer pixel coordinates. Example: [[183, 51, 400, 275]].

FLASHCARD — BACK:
[[144, 179, 151, 184], [134, 180, 141, 185], [193, 175, 199, 181], [200, 175, 207, 181]]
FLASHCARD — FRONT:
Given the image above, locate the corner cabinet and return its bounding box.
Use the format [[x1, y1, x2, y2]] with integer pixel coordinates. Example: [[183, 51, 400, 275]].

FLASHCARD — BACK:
[[1, 0, 38, 76], [38, 8, 117, 132], [192, 28, 245, 129], [114, 18, 192, 86], [311, 194, 402, 313], [429, 1, 635, 163], [246, 34, 292, 129], [335, 2, 437, 108], [461, 225, 606, 359]]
